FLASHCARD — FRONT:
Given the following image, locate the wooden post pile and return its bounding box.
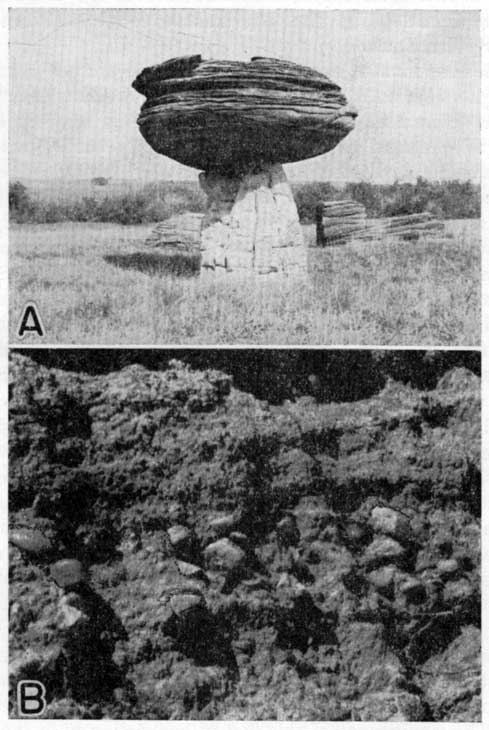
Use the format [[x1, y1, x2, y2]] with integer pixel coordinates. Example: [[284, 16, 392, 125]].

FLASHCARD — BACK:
[[316, 200, 367, 246], [361, 212, 445, 242], [145, 212, 204, 253]]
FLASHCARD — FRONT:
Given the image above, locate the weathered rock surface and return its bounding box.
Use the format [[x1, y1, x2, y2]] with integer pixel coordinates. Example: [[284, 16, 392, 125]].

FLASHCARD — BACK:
[[9, 353, 480, 719], [145, 212, 203, 253], [199, 164, 306, 274], [133, 55, 357, 171]]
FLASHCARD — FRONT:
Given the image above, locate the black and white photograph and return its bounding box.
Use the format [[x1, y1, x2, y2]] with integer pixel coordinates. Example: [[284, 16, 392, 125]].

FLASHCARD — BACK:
[[8, 9, 480, 346], [8, 349, 480, 720], [5, 4, 484, 724]]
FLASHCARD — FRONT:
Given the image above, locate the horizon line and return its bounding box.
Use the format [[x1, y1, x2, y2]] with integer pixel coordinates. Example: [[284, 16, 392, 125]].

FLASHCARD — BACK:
[[11, 176, 482, 186]]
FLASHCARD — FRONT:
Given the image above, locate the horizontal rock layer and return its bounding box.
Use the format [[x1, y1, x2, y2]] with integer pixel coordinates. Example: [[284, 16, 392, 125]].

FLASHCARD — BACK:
[[316, 200, 367, 246], [361, 213, 446, 242], [145, 212, 204, 252], [133, 55, 357, 171], [316, 204, 446, 247]]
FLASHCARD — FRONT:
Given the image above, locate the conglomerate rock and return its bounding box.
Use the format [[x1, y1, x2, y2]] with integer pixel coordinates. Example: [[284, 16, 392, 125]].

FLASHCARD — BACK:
[[9, 353, 480, 719]]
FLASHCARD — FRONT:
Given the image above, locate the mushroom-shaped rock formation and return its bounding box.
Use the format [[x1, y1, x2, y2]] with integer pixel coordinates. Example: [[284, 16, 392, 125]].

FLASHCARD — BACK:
[[133, 55, 357, 274]]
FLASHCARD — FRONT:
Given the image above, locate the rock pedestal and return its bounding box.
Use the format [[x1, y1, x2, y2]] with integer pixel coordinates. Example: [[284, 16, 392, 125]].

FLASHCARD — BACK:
[[199, 164, 306, 274]]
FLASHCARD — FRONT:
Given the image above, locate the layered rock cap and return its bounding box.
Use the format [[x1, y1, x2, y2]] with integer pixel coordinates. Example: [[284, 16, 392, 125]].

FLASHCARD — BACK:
[[133, 55, 357, 171]]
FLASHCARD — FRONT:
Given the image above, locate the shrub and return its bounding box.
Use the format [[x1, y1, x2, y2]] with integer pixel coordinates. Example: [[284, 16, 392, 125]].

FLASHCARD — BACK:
[[9, 181, 34, 222], [9, 178, 480, 224]]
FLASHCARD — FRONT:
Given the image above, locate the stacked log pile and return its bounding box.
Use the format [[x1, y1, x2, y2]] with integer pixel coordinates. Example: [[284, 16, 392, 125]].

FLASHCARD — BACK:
[[145, 212, 204, 254], [316, 200, 367, 246], [316, 204, 446, 247], [361, 212, 445, 241]]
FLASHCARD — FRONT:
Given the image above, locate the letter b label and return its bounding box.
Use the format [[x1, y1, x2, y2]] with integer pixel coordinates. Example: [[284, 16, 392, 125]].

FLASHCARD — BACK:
[[17, 680, 47, 717]]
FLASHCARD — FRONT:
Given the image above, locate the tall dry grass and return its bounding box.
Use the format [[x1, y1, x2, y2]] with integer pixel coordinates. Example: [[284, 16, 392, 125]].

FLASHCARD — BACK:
[[9, 220, 480, 346]]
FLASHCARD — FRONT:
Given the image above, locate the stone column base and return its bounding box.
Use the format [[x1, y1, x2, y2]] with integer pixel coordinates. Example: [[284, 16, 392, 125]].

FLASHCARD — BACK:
[[199, 164, 306, 275]]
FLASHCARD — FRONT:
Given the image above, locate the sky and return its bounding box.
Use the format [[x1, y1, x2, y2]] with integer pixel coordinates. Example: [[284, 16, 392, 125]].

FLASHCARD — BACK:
[[9, 8, 480, 184]]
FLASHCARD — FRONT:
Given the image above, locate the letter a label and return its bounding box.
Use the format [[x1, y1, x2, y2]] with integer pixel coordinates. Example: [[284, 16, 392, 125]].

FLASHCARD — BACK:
[[17, 680, 47, 717], [17, 301, 45, 338]]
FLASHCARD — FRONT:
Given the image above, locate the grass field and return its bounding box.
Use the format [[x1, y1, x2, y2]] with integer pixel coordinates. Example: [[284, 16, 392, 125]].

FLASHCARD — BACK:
[[9, 219, 480, 346]]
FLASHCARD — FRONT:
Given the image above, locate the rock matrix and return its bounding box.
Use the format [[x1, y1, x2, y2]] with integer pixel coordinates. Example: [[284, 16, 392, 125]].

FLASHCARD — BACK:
[[133, 55, 357, 275], [9, 354, 480, 720]]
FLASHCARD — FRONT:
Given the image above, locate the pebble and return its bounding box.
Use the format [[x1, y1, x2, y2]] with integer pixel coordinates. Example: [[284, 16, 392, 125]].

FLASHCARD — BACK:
[[363, 537, 406, 569], [443, 578, 474, 604], [9, 528, 53, 556], [57, 593, 90, 630], [169, 593, 204, 616], [167, 525, 192, 554], [366, 566, 397, 593], [176, 561, 208, 581], [204, 538, 246, 572], [437, 558, 459, 578], [208, 514, 239, 537], [371, 507, 412, 545], [50, 559, 85, 589]]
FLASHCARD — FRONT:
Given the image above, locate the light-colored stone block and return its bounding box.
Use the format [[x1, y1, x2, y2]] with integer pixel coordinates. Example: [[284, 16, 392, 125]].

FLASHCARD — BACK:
[[199, 163, 305, 275]]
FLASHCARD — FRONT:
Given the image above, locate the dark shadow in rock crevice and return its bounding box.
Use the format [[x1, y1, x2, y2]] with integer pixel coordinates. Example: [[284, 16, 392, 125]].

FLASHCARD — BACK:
[[276, 593, 337, 652], [104, 252, 200, 277], [169, 610, 239, 680], [60, 586, 135, 704]]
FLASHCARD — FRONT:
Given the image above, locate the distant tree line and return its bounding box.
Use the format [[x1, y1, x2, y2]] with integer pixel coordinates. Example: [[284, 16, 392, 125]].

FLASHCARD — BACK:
[[9, 177, 480, 225], [8, 181, 207, 225], [293, 178, 481, 222]]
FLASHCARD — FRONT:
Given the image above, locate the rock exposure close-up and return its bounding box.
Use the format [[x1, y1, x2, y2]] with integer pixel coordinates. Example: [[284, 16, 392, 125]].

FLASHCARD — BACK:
[[133, 55, 357, 274], [9, 352, 480, 720]]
